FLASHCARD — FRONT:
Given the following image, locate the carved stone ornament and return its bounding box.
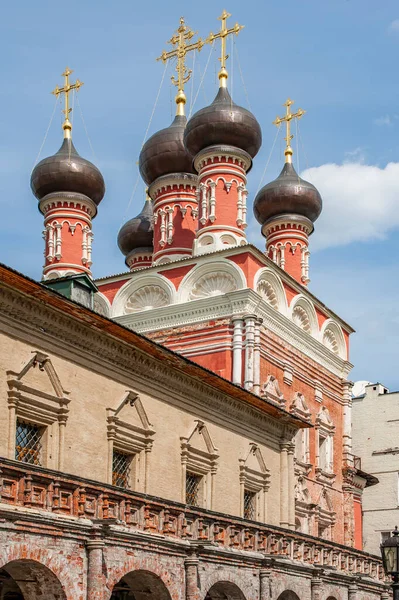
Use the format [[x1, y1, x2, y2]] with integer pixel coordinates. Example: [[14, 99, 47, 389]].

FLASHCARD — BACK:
[[125, 285, 169, 313], [189, 272, 237, 300], [260, 375, 285, 407], [257, 280, 278, 309], [292, 305, 311, 333], [290, 392, 311, 421], [323, 327, 339, 354]]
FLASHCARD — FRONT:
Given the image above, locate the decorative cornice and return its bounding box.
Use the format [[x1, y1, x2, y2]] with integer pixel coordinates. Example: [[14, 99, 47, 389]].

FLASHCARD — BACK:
[[0, 278, 300, 447], [194, 145, 252, 173], [116, 289, 353, 379], [149, 173, 198, 200], [39, 191, 98, 219]]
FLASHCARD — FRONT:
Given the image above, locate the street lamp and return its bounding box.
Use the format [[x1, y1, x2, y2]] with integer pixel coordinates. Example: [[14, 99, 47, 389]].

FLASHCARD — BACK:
[[381, 526, 399, 599]]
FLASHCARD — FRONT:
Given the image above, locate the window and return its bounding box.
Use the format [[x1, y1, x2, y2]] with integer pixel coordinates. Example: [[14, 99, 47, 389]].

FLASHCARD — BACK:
[[112, 451, 132, 489], [15, 420, 43, 465], [243, 489, 256, 520], [318, 433, 328, 471], [381, 531, 392, 544], [186, 472, 202, 507]]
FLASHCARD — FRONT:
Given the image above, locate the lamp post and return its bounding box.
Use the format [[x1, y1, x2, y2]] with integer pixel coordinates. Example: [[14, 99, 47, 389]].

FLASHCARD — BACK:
[[381, 526, 399, 600]]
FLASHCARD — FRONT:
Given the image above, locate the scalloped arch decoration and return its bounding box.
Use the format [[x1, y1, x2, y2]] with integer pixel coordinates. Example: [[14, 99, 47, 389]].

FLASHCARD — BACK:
[[189, 272, 237, 300], [323, 328, 339, 354], [292, 305, 311, 333], [257, 280, 278, 309], [320, 319, 346, 359], [125, 285, 169, 313]]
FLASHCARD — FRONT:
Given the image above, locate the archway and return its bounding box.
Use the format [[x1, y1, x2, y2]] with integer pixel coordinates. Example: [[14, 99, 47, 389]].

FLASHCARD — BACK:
[[110, 570, 172, 600], [0, 560, 66, 600], [277, 593, 301, 600], [205, 582, 246, 600]]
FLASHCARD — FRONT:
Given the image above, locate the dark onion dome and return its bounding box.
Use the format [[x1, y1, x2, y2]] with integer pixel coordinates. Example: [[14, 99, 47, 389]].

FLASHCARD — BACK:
[[31, 138, 105, 205], [184, 86, 262, 160], [139, 114, 195, 186], [253, 161, 322, 225], [117, 199, 153, 256]]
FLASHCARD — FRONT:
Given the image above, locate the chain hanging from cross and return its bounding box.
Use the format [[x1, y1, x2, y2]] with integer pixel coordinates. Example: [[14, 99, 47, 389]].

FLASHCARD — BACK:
[[52, 68, 83, 139], [273, 98, 305, 164], [157, 18, 204, 116], [206, 10, 244, 88]]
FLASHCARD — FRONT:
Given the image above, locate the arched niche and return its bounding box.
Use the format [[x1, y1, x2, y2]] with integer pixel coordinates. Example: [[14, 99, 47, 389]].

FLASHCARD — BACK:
[[93, 291, 111, 317], [0, 560, 67, 600], [290, 294, 318, 337], [111, 274, 177, 317], [253, 267, 288, 315], [320, 319, 346, 359], [276, 592, 301, 600], [178, 260, 246, 303], [205, 581, 246, 600], [110, 569, 172, 600]]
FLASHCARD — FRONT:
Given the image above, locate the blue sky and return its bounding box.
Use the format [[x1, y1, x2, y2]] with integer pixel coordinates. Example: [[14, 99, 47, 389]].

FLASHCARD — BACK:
[[1, 0, 399, 389]]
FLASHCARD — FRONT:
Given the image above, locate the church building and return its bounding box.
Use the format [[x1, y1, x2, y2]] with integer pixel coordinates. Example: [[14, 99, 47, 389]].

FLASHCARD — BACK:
[[0, 11, 388, 600]]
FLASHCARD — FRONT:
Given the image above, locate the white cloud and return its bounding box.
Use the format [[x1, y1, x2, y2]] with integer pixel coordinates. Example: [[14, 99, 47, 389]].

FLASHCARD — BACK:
[[301, 161, 399, 250], [389, 19, 399, 33], [373, 115, 392, 126]]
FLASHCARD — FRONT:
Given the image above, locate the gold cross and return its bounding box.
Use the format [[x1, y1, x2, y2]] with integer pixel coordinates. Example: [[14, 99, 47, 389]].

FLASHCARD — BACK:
[[52, 67, 83, 139], [206, 10, 244, 88], [273, 98, 305, 164], [157, 17, 204, 116]]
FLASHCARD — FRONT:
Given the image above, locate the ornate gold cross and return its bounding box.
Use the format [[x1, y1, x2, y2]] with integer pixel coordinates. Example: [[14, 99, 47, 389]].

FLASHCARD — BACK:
[[52, 67, 83, 139], [206, 10, 244, 87], [273, 98, 305, 164], [157, 17, 204, 116]]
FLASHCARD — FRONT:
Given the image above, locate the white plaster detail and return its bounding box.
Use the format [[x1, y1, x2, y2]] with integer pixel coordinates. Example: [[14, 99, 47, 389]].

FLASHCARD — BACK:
[[93, 292, 111, 317], [320, 319, 346, 359], [125, 285, 170, 313], [112, 274, 176, 317], [261, 375, 285, 407], [178, 260, 246, 303], [254, 268, 288, 316], [290, 295, 319, 336]]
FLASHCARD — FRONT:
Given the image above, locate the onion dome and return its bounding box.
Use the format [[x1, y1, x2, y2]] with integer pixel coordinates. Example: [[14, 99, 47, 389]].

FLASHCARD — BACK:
[[31, 138, 105, 205], [184, 86, 262, 159], [253, 161, 322, 226], [139, 114, 195, 186], [117, 198, 153, 256]]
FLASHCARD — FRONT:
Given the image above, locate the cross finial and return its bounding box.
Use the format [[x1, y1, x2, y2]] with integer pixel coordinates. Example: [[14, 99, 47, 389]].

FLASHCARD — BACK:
[[157, 18, 204, 116], [273, 98, 305, 164], [51, 67, 83, 139], [206, 10, 244, 88]]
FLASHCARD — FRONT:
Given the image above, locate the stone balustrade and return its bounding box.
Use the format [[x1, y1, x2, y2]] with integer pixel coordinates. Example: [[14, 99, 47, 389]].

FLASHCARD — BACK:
[[0, 458, 385, 584]]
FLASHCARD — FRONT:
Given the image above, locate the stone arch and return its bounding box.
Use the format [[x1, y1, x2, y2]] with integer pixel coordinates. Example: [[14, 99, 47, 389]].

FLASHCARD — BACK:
[[0, 560, 67, 600], [320, 319, 346, 359], [205, 582, 246, 600], [112, 274, 177, 316], [93, 291, 111, 317], [201, 569, 253, 600], [290, 294, 318, 336], [178, 260, 246, 303], [253, 268, 288, 315], [107, 568, 175, 600], [276, 593, 301, 600]]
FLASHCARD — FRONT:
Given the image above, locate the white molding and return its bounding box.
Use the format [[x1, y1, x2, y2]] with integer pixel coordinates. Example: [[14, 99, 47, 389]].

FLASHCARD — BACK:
[[177, 259, 246, 303], [290, 294, 319, 337], [111, 274, 177, 317], [115, 288, 353, 379]]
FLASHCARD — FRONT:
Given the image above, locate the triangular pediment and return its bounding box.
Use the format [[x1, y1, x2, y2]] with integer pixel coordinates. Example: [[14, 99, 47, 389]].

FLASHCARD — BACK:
[[183, 420, 218, 456], [7, 351, 69, 400], [107, 391, 154, 433]]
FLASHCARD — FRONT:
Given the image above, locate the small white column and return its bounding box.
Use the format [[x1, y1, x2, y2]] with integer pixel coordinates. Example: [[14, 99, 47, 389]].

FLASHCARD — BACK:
[[55, 223, 62, 259], [232, 317, 244, 386], [200, 183, 207, 225], [342, 380, 353, 463], [253, 318, 263, 395], [287, 442, 295, 529], [209, 182, 216, 222], [244, 314, 256, 391], [279, 441, 289, 528], [159, 210, 166, 246]]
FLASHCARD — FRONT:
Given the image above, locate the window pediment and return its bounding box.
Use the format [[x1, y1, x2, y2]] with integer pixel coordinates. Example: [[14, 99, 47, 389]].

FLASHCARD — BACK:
[[7, 351, 70, 426], [107, 391, 155, 454], [260, 375, 285, 408], [180, 420, 219, 474], [290, 392, 311, 421]]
